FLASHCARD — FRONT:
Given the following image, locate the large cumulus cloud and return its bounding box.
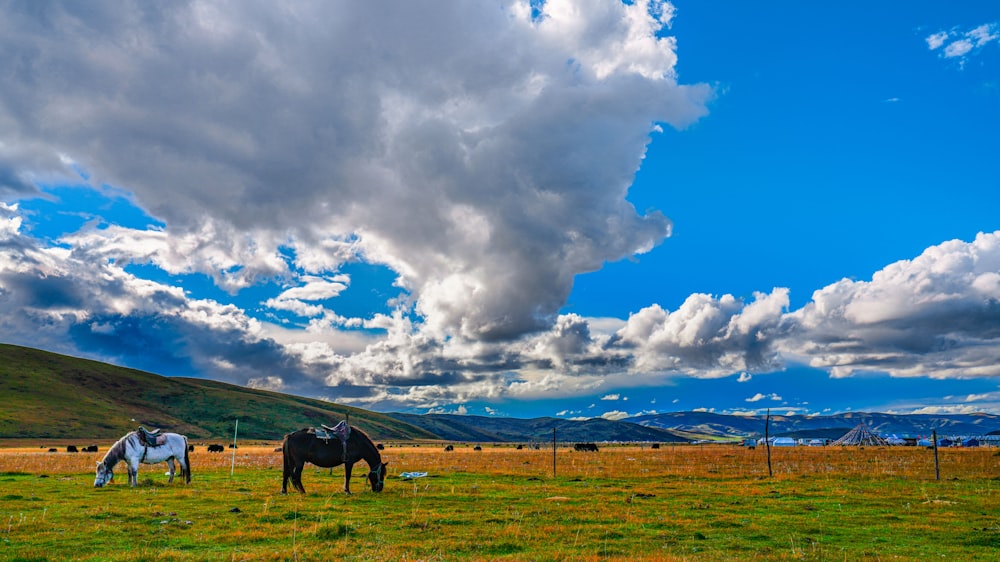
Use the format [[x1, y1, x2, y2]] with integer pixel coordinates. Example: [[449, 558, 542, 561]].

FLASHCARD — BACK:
[[0, 0, 711, 342], [782, 231, 1000, 379], [3, 1, 999, 414]]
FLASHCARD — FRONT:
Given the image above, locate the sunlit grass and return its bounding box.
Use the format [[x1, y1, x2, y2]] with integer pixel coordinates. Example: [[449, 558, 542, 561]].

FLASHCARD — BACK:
[[0, 443, 998, 560]]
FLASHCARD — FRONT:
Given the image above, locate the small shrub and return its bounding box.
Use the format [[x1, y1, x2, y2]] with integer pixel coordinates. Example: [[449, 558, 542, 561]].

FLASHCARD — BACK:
[[315, 523, 354, 540]]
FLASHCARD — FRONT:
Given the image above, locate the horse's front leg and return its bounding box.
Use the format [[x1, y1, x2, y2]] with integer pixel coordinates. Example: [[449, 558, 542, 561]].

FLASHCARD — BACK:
[[167, 458, 176, 483], [343, 462, 354, 495], [128, 460, 139, 487]]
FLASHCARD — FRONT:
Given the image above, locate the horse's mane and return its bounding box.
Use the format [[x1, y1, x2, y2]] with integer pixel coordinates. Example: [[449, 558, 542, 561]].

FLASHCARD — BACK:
[[350, 425, 376, 448], [100, 432, 133, 470], [349, 425, 382, 463]]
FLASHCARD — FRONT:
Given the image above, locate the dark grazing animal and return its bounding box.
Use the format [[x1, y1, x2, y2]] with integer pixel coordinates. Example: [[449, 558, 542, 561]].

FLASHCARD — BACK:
[[444, 444, 454, 451], [574, 443, 599, 452], [281, 425, 387, 495], [207, 444, 225, 453], [66, 445, 78, 453]]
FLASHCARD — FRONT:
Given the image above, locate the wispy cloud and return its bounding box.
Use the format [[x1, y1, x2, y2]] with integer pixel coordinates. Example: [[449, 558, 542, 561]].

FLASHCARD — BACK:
[[926, 23, 999, 66], [745, 393, 782, 403]]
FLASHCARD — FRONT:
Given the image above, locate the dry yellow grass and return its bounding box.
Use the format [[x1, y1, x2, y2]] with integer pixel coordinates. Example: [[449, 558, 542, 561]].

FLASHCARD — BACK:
[[1, 441, 998, 560], [1, 441, 997, 481]]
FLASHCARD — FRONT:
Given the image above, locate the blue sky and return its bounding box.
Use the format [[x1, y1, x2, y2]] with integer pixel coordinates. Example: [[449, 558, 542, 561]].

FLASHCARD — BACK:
[[1, 1, 999, 420]]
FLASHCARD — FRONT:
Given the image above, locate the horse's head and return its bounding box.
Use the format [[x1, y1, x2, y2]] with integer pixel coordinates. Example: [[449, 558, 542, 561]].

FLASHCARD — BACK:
[[368, 461, 388, 493], [94, 461, 113, 488]]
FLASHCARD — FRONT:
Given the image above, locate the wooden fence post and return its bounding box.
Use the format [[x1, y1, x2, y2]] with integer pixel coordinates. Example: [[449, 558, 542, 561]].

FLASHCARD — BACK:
[[765, 409, 773, 478], [932, 430, 940, 481], [552, 427, 557, 477]]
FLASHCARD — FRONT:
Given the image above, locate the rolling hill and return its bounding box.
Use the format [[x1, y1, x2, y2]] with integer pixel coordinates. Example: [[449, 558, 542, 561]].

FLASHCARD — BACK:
[[4, 343, 998, 443], [0, 344, 436, 441]]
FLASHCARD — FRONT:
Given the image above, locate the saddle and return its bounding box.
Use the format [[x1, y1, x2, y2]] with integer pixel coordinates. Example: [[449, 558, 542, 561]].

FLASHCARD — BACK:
[[312, 421, 350, 459], [313, 420, 350, 443], [137, 426, 167, 447]]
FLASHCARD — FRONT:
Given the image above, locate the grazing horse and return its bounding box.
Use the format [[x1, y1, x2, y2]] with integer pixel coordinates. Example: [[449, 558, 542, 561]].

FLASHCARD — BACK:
[[94, 430, 191, 488], [281, 425, 387, 495]]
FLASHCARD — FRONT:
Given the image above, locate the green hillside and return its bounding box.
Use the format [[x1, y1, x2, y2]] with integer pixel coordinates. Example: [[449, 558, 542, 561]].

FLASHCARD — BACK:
[[0, 344, 437, 441]]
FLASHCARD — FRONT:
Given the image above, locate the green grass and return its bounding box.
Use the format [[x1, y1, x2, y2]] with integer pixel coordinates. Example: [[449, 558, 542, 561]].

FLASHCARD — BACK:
[[1, 457, 998, 560]]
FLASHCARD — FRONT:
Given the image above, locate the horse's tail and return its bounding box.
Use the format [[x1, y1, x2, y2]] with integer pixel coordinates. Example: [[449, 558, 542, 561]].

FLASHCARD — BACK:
[[183, 436, 192, 484], [282, 435, 291, 474]]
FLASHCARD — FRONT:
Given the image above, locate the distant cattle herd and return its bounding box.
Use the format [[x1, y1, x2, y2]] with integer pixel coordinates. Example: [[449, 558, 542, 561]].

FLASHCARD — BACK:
[[58, 445, 99, 453], [49, 440, 650, 455]]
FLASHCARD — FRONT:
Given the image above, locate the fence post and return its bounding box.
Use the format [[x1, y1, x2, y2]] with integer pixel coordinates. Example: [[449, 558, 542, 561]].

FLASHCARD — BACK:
[[231, 419, 239, 477], [552, 427, 557, 477], [932, 430, 940, 481], [765, 409, 773, 478]]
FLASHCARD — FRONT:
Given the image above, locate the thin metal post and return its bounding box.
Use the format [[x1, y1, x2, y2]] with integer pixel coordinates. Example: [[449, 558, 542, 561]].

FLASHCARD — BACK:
[[231, 419, 239, 476], [932, 430, 940, 481], [552, 428, 557, 477], [765, 409, 773, 478]]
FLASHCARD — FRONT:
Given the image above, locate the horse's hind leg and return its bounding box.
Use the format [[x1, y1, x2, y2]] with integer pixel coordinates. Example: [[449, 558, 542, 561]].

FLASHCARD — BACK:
[[281, 450, 291, 494], [167, 458, 176, 483], [292, 462, 306, 494], [343, 462, 354, 495]]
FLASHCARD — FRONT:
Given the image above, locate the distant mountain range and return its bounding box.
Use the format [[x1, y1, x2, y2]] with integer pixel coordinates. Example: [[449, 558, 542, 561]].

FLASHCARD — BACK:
[[629, 411, 1000, 440], [4, 343, 998, 442], [386, 410, 1000, 443], [386, 412, 691, 443]]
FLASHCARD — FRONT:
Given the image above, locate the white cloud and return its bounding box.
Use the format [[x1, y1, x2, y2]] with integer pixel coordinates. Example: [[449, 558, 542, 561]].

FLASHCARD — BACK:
[[427, 404, 469, 415], [782, 231, 1000, 380], [5, 195, 1000, 413], [907, 405, 981, 415], [0, 0, 710, 346], [2, 3, 1000, 415], [745, 393, 781, 403], [926, 31, 949, 50], [612, 288, 789, 377], [599, 410, 630, 421], [247, 376, 285, 392], [926, 23, 999, 65]]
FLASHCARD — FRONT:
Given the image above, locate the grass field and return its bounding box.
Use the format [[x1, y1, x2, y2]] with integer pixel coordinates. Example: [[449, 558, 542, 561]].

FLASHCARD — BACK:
[[1, 442, 998, 560]]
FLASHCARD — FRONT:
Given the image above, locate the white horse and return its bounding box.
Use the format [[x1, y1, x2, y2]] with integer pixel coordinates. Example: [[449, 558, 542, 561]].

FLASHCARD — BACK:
[[94, 430, 191, 487]]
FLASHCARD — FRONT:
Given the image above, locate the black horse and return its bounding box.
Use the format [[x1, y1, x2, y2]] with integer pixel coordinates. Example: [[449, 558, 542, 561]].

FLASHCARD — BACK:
[[281, 425, 387, 494]]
